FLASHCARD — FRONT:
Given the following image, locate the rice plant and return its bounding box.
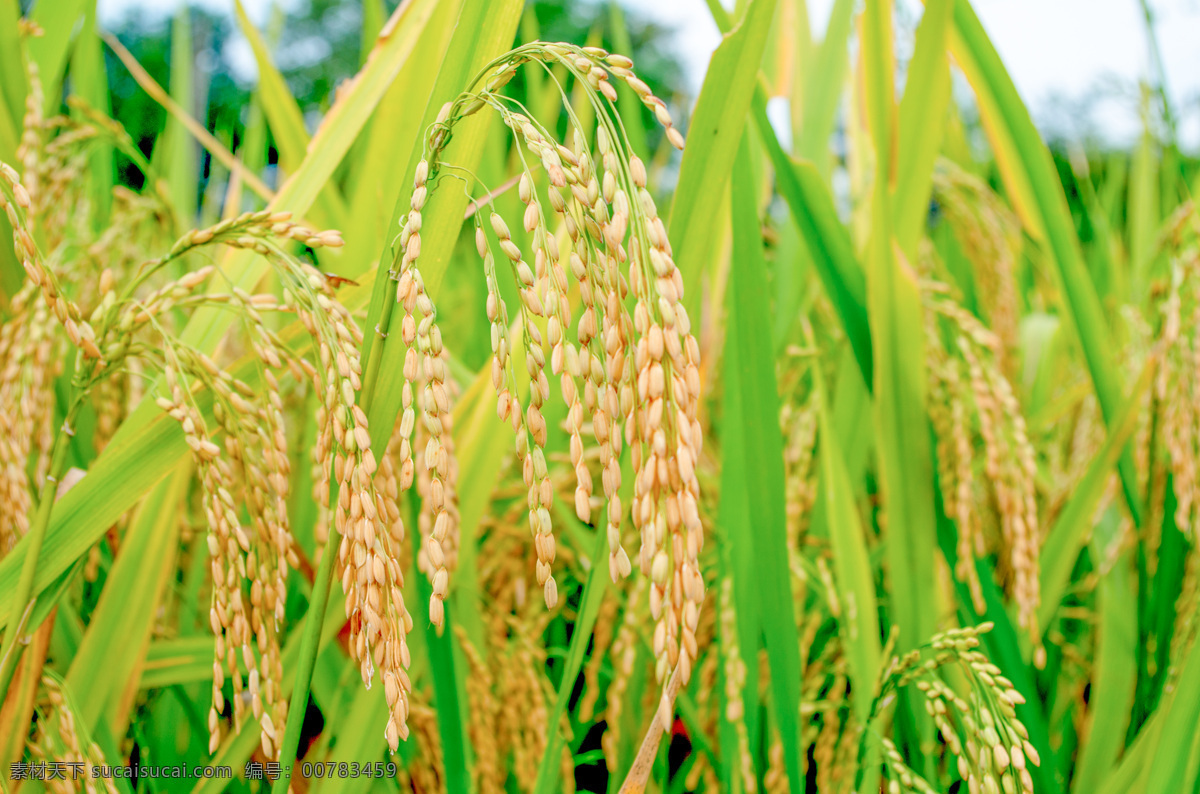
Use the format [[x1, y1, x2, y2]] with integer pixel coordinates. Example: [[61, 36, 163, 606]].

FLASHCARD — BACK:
[[0, 0, 1198, 793]]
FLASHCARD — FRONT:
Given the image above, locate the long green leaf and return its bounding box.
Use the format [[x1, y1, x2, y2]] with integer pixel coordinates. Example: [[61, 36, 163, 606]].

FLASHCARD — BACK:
[[815, 370, 881, 728], [28, 0, 89, 112], [1144, 632, 1200, 792], [71, 0, 114, 229], [164, 5, 197, 227], [340, 0, 464, 280], [863, 0, 937, 658], [1128, 109, 1159, 296], [414, 545, 472, 794], [0, 407, 194, 629], [139, 638, 214, 690], [232, 0, 307, 174], [794, 0, 854, 172], [669, 0, 779, 322], [1097, 705, 1162, 794], [703, 2, 872, 387], [1038, 356, 1155, 631], [231, 0, 352, 231], [449, 363, 517, 652], [892, 0, 953, 257], [862, 3, 938, 773], [716, 300, 764, 785], [0, 0, 23, 132], [312, 682, 392, 794], [751, 92, 873, 386], [273, 514, 341, 790], [722, 133, 804, 792], [65, 463, 190, 737], [1072, 511, 1137, 793], [361, 0, 386, 67]]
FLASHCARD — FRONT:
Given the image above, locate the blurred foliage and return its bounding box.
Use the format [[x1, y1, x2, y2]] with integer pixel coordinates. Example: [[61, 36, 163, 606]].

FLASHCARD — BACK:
[[93, 0, 685, 199]]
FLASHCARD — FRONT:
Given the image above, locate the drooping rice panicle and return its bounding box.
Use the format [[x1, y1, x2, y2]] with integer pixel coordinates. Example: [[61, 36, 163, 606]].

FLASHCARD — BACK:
[[388, 45, 703, 726]]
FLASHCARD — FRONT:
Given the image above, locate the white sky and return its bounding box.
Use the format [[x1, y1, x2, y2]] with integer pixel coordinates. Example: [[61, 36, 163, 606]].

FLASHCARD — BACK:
[[97, 0, 1200, 149]]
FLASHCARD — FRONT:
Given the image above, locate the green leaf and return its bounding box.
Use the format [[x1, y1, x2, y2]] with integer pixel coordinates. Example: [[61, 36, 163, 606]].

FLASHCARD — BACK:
[[340, 0, 464, 281], [231, 0, 349, 229], [232, 0, 308, 174], [1097, 705, 1161, 794], [273, 517, 350, 791], [794, 0, 854, 172], [1128, 115, 1159, 297], [815, 370, 881, 728], [449, 364, 517, 652], [1144, 629, 1200, 792], [361, 0, 386, 67], [28, 0, 89, 112], [863, 0, 937, 659], [750, 93, 872, 386], [892, 0, 953, 257], [704, 1, 872, 385], [719, 132, 804, 793], [716, 331, 764, 784], [1072, 511, 1137, 793], [0, 407, 194, 630], [65, 463, 190, 738], [191, 717, 263, 794], [669, 0, 779, 323], [163, 5, 197, 227], [139, 638, 215, 690], [414, 549, 472, 794], [0, 0, 24, 133], [861, 3, 938, 778], [312, 682, 392, 793], [1038, 355, 1155, 632], [70, 0, 114, 229]]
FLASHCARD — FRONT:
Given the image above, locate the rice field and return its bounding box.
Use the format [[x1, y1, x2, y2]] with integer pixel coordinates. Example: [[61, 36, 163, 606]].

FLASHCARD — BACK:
[[0, 0, 1197, 792]]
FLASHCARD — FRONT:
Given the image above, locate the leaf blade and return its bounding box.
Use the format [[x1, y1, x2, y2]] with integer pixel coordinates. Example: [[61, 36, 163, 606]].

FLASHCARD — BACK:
[[669, 0, 779, 322]]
